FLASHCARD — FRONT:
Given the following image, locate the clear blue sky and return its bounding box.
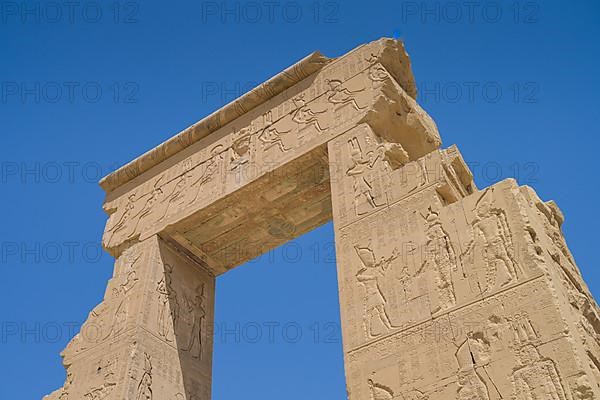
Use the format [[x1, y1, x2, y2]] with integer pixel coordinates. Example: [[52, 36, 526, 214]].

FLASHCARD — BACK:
[[0, 1, 599, 398]]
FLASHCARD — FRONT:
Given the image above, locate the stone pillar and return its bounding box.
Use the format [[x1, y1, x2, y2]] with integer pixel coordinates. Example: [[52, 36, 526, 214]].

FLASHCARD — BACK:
[[45, 236, 214, 400], [329, 124, 600, 399]]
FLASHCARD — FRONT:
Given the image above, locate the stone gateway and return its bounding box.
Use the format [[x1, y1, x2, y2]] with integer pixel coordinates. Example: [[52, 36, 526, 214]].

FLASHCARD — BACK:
[[45, 38, 600, 400]]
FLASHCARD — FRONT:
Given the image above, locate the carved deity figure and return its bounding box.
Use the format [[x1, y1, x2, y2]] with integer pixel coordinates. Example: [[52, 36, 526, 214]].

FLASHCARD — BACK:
[[368, 379, 394, 400], [156, 264, 179, 342], [258, 111, 292, 153], [463, 190, 522, 292], [136, 353, 153, 400], [325, 79, 366, 110], [346, 137, 385, 215], [180, 284, 207, 360], [423, 208, 459, 313], [292, 94, 326, 132], [355, 243, 398, 338], [511, 345, 567, 400]]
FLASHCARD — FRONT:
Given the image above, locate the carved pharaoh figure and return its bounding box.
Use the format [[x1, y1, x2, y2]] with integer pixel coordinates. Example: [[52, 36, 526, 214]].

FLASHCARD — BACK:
[[463, 190, 522, 293], [355, 243, 398, 338]]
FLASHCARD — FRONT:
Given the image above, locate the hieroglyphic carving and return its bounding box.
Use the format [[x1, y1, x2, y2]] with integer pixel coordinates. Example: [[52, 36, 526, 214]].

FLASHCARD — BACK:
[[355, 242, 399, 338]]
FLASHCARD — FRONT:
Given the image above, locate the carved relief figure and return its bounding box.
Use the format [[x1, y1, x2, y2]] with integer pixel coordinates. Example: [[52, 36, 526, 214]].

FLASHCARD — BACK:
[[189, 144, 226, 204], [230, 125, 253, 172], [136, 353, 153, 400], [180, 284, 207, 360], [455, 338, 491, 400], [511, 345, 567, 400], [368, 64, 389, 84], [106, 193, 136, 244], [159, 170, 193, 222], [156, 264, 179, 342], [463, 190, 522, 292], [423, 208, 459, 313], [355, 243, 399, 338], [346, 137, 385, 215], [128, 177, 164, 237], [325, 79, 366, 110], [292, 94, 326, 132], [258, 111, 292, 153], [368, 379, 394, 400]]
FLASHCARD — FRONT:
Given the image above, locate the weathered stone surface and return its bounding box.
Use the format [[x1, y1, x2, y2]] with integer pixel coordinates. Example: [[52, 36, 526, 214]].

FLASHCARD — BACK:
[[45, 236, 214, 399], [46, 38, 600, 400]]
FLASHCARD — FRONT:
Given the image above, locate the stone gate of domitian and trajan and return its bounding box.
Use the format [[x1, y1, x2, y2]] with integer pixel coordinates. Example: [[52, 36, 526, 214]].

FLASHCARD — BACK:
[[45, 38, 600, 400]]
